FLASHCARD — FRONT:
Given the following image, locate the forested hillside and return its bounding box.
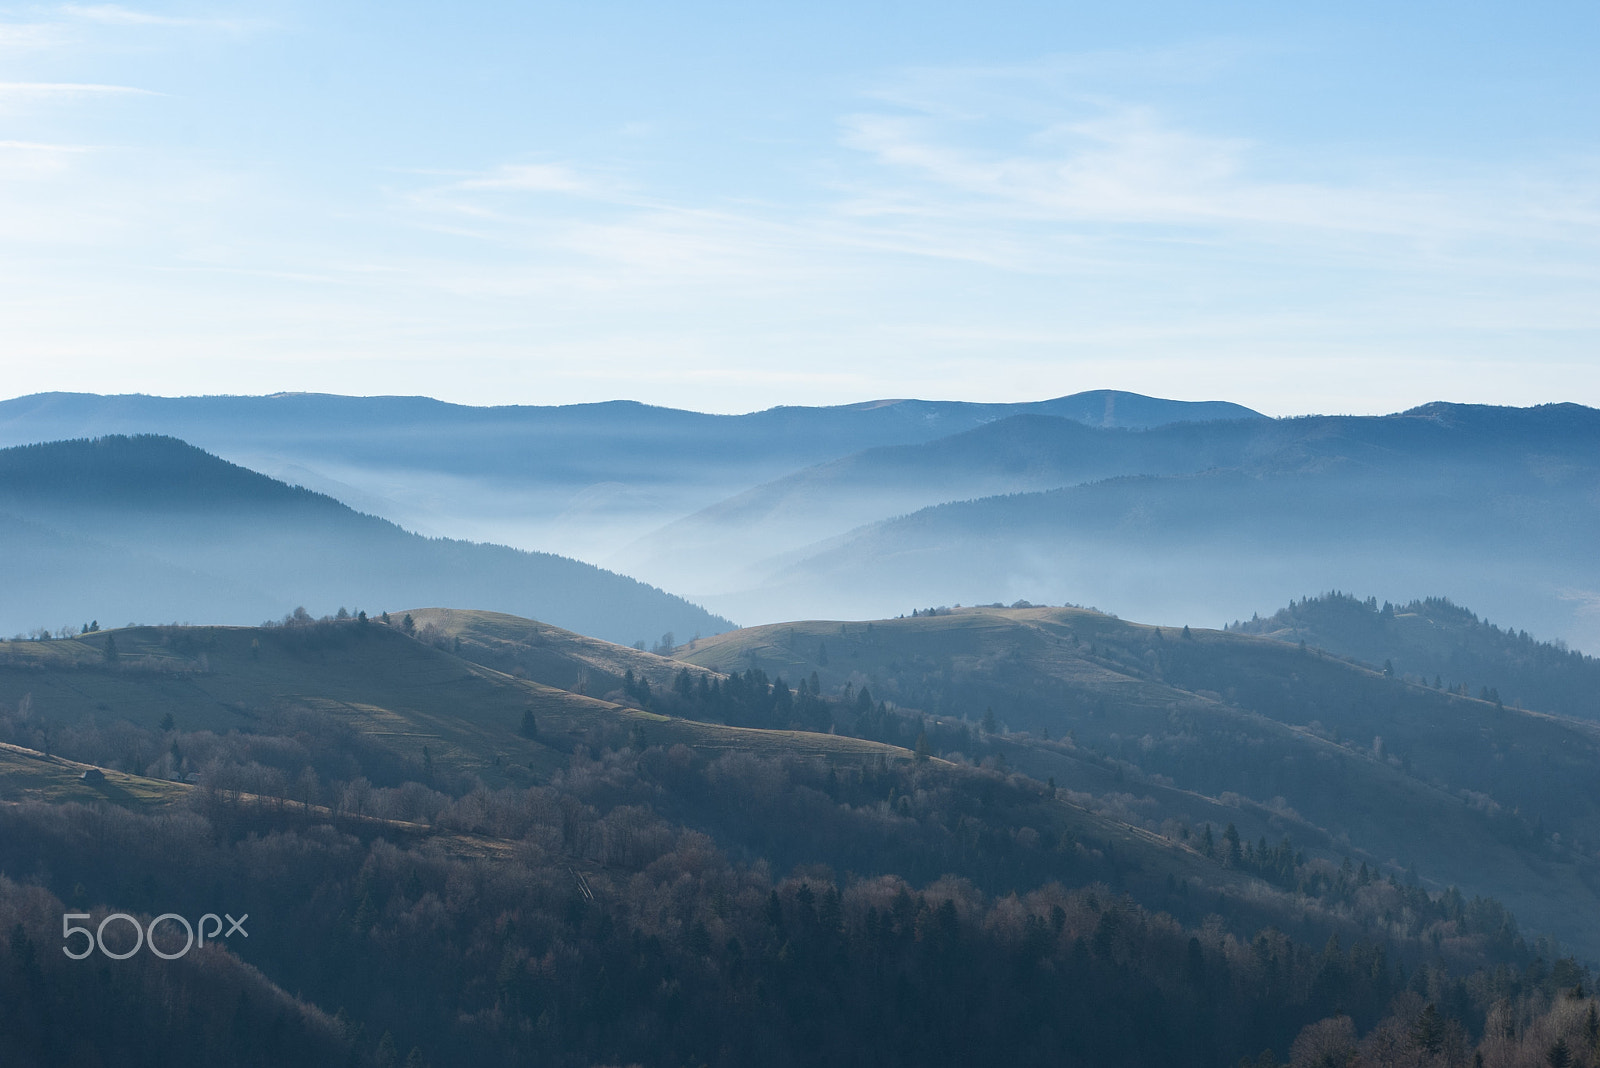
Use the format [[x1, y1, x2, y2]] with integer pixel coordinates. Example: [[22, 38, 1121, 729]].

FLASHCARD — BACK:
[[2, 608, 1593, 1065], [1233, 593, 1600, 721], [677, 605, 1600, 960]]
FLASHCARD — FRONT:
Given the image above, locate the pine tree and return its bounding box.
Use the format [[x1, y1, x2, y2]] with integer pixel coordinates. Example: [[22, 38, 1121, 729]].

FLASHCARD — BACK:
[[1222, 823, 1242, 867], [1412, 1004, 1445, 1055]]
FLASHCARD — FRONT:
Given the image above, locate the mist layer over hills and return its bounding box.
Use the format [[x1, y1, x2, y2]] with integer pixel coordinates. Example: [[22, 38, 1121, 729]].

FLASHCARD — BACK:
[[0, 389, 1261, 564], [3, 397, 1599, 1062], [0, 435, 730, 646], [684, 402, 1600, 651], [2, 391, 1596, 654]]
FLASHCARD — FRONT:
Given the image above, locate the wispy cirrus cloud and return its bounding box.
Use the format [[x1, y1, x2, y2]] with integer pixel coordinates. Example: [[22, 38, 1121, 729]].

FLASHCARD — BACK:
[[835, 57, 1600, 267], [450, 163, 599, 196], [0, 19, 66, 52], [0, 138, 92, 179], [60, 3, 268, 31], [63, 3, 197, 25], [393, 159, 822, 288], [0, 81, 157, 97]]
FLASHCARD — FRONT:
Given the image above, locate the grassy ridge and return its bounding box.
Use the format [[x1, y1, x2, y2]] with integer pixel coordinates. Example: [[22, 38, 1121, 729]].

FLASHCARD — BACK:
[[0, 614, 1358, 929], [678, 605, 1600, 958], [7, 606, 1599, 957], [0, 619, 914, 788]]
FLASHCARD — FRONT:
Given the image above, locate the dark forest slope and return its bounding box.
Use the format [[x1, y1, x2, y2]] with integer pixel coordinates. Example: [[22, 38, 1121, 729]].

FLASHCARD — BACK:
[[679, 605, 1600, 959], [0, 606, 1587, 1066], [1233, 592, 1600, 721]]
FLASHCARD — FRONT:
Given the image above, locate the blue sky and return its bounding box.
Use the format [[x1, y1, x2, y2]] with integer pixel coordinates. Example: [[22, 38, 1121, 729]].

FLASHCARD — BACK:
[[0, 0, 1596, 414]]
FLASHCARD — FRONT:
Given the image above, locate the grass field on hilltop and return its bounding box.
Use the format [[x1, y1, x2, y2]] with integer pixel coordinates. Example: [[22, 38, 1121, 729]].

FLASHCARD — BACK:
[[404, 607, 721, 697], [0, 618, 918, 788]]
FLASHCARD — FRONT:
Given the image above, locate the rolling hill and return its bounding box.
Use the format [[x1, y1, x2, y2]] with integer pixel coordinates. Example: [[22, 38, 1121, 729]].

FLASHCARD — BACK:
[[0, 609, 1533, 953], [1232, 592, 1600, 722], [0, 601, 1584, 1064], [0, 611, 1381, 965], [0, 435, 732, 646], [0, 616, 907, 788], [676, 604, 1600, 959]]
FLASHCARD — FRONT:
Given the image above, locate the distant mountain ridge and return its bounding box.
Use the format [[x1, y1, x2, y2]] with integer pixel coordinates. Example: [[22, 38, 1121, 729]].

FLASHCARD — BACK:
[[4, 392, 1595, 655], [613, 411, 1278, 588], [694, 402, 1600, 650], [0, 435, 731, 645], [0, 389, 1265, 463], [0, 390, 1264, 562]]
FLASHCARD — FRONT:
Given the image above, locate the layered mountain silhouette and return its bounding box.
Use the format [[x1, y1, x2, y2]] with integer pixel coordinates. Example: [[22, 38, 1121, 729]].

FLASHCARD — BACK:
[[0, 390, 1263, 560], [0, 435, 731, 645], [2, 393, 1596, 653], [673, 403, 1600, 650]]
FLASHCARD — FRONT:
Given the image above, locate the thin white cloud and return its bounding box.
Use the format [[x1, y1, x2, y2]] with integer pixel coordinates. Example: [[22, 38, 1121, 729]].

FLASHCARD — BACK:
[[0, 139, 91, 151], [63, 3, 191, 25], [452, 163, 597, 196], [60, 4, 266, 31], [828, 75, 1600, 290], [0, 139, 92, 179], [0, 80, 158, 98], [0, 20, 67, 52], [864, 41, 1262, 120]]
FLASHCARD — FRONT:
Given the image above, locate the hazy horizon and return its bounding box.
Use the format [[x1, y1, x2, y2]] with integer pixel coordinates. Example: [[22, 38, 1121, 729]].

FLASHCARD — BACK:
[[2, 1, 1596, 414], [0, 386, 1589, 421]]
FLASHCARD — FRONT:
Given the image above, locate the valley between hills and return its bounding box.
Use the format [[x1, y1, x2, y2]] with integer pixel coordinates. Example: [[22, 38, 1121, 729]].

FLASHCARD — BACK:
[[3, 392, 1599, 1067]]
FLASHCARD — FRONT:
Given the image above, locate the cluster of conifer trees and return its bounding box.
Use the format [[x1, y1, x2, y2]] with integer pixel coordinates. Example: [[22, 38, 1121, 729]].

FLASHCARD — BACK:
[[0, 725, 1584, 1067]]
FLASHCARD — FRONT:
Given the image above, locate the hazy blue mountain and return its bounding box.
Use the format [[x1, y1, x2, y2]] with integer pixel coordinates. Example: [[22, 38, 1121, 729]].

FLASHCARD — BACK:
[[0, 390, 1263, 467], [614, 412, 1266, 589], [724, 403, 1600, 651], [0, 436, 732, 645], [0, 390, 1263, 563]]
